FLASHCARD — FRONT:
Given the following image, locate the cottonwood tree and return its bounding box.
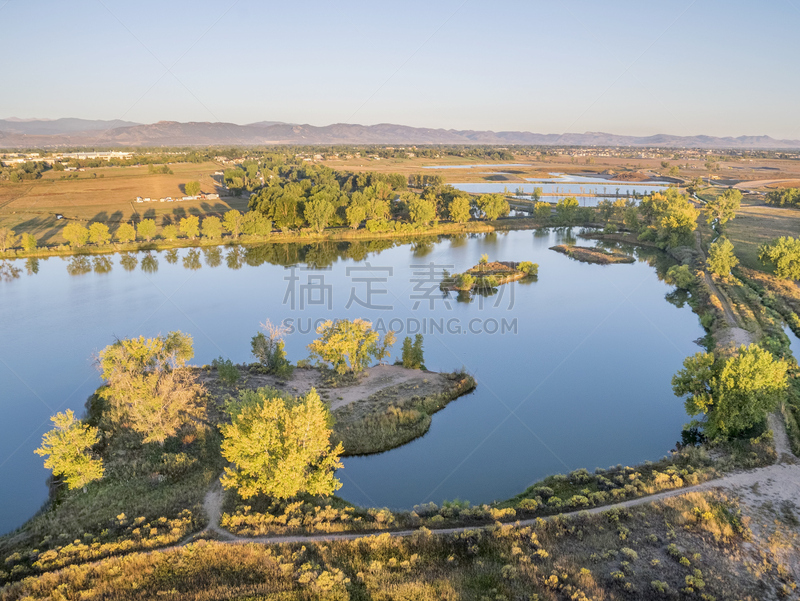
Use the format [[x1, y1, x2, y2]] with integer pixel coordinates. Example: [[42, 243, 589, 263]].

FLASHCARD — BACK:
[[115, 223, 136, 244], [477, 194, 510, 221], [88, 222, 111, 245], [638, 188, 700, 248], [223, 210, 243, 238], [220, 387, 343, 499], [449, 195, 471, 223], [62, 222, 89, 247], [179, 215, 200, 240], [759, 236, 800, 280], [308, 319, 395, 374], [0, 227, 19, 252], [97, 331, 206, 444], [201, 216, 223, 240], [408, 197, 436, 225], [672, 344, 788, 440], [706, 237, 738, 277], [185, 180, 201, 196], [704, 189, 741, 227], [304, 196, 335, 232], [251, 319, 293, 377], [137, 219, 157, 242], [35, 410, 104, 490], [346, 203, 366, 229], [21, 233, 37, 252]]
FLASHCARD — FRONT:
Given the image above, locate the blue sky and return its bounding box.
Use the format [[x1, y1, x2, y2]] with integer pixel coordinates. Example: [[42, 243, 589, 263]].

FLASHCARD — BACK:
[[2, 0, 799, 138]]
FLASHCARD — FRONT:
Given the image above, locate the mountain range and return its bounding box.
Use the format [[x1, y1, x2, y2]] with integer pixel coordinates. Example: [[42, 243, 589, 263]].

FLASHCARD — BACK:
[[1, 119, 799, 150]]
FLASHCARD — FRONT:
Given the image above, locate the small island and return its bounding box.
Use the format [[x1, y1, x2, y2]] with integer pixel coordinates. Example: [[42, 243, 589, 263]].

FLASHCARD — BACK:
[[440, 255, 538, 292], [550, 244, 635, 265]]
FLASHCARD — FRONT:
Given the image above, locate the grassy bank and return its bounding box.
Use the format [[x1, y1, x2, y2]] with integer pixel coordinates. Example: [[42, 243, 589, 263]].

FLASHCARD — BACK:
[[3, 489, 792, 600], [550, 244, 635, 264], [332, 371, 477, 456]]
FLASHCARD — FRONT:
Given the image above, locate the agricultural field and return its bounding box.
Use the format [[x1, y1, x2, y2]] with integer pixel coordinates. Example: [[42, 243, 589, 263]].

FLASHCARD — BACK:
[[0, 161, 249, 246], [726, 198, 800, 270]]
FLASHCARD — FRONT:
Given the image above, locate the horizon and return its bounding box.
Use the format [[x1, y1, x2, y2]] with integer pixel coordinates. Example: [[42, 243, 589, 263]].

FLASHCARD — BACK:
[[1, 116, 797, 143]]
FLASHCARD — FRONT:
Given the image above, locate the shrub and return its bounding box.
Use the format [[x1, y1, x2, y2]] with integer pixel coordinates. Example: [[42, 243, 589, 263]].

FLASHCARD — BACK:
[[212, 356, 240, 385]]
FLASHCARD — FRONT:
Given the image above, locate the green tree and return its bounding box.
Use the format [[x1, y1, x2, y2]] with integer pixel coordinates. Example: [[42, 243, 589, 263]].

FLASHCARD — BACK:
[[21, 232, 37, 252], [672, 344, 788, 439], [223, 210, 243, 239], [62, 222, 89, 247], [137, 219, 157, 242], [115, 223, 136, 244], [555, 197, 580, 223], [704, 189, 741, 227], [180, 215, 200, 240], [408, 197, 436, 225], [185, 181, 201, 197], [534, 201, 552, 221], [34, 410, 104, 491], [97, 332, 205, 444], [517, 261, 538, 276], [201, 216, 223, 240], [308, 318, 394, 374], [220, 387, 343, 500], [758, 236, 800, 280], [162, 224, 179, 241], [706, 237, 738, 277], [665, 264, 694, 289], [0, 227, 19, 252], [88, 222, 111, 246], [304, 196, 335, 233], [241, 211, 272, 238], [477, 194, 510, 221], [346, 203, 366, 229], [449, 195, 472, 223], [638, 188, 700, 248], [251, 320, 293, 377], [532, 187, 543, 202]]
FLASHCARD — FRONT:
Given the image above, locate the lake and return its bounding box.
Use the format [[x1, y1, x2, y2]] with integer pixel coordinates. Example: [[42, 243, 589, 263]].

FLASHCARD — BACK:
[[0, 229, 704, 534]]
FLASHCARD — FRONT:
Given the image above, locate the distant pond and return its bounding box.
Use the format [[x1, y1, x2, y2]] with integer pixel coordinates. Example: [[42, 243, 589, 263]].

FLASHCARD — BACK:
[[0, 229, 704, 534]]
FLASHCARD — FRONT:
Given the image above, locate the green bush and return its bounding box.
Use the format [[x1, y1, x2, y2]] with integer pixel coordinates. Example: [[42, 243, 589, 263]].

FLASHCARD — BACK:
[[212, 356, 240, 385]]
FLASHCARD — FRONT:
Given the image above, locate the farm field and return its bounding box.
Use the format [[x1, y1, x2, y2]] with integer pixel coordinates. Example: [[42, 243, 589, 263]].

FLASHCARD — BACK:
[[726, 198, 800, 270], [0, 161, 248, 245]]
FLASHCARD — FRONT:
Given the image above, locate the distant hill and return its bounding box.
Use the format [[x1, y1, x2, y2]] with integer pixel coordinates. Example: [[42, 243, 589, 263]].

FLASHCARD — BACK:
[[1, 118, 799, 149], [0, 118, 140, 136]]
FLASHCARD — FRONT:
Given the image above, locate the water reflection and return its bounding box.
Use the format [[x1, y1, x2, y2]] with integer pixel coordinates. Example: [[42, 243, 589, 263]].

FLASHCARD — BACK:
[[66, 256, 91, 276], [25, 258, 39, 275], [0, 261, 22, 281], [203, 247, 222, 268], [120, 253, 138, 272], [92, 256, 113, 274], [141, 253, 158, 274], [165, 249, 179, 264], [182, 249, 202, 270]]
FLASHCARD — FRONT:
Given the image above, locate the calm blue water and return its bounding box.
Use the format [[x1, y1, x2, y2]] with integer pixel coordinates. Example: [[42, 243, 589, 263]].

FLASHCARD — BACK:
[[422, 164, 527, 169], [0, 230, 703, 533]]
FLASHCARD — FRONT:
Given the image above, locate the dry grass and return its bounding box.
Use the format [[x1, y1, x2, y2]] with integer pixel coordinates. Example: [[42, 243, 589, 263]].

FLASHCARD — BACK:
[[726, 199, 800, 270], [0, 162, 250, 245]]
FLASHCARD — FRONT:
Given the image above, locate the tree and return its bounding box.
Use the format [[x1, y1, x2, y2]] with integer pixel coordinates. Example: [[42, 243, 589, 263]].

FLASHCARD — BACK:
[[62, 222, 89, 247], [517, 261, 538, 276], [706, 237, 738, 277], [308, 318, 395, 374], [220, 387, 343, 500], [758, 236, 800, 280], [534, 201, 552, 221], [665, 264, 694, 289], [401, 334, 425, 369], [251, 320, 293, 377], [115, 223, 136, 244], [346, 203, 366, 229], [162, 224, 179, 241], [97, 331, 206, 444], [201, 216, 223, 240], [137, 219, 157, 242], [408, 197, 436, 225], [304, 196, 335, 233], [555, 197, 580, 223], [185, 181, 201, 197], [638, 188, 700, 249], [88, 222, 111, 246], [449, 195, 471, 223], [704, 189, 741, 227], [672, 344, 788, 439], [180, 215, 200, 240], [477, 194, 510, 221], [532, 187, 543, 202], [0, 227, 19, 252], [223, 210, 243, 239], [21, 233, 37, 252], [241, 211, 272, 238], [34, 410, 104, 490]]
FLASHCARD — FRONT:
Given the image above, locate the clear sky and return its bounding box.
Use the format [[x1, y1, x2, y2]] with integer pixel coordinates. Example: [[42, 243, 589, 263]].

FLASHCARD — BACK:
[[2, 0, 799, 138]]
